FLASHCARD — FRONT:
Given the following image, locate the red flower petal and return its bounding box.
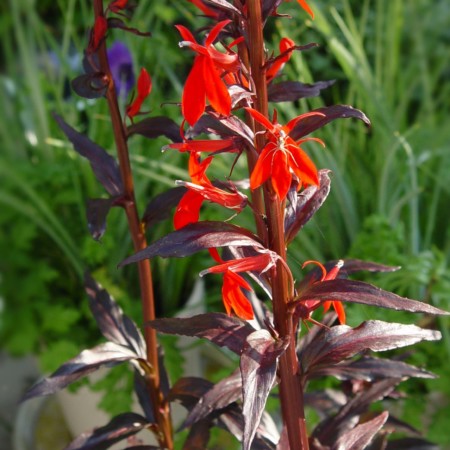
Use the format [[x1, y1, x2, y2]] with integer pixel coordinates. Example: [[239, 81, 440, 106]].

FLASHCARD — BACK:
[[89, 16, 108, 53], [182, 56, 207, 125], [222, 271, 254, 320], [126, 68, 152, 118], [109, 0, 128, 13], [205, 20, 232, 47], [297, 0, 314, 18], [173, 190, 204, 230], [271, 150, 292, 200], [174, 24, 197, 44], [203, 56, 231, 117], [287, 141, 319, 186], [250, 142, 276, 190], [244, 107, 274, 132], [187, 0, 219, 18]]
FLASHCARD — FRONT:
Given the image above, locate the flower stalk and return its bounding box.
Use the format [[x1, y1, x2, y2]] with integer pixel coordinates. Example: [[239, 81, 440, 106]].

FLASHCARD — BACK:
[[92, 2, 173, 448]]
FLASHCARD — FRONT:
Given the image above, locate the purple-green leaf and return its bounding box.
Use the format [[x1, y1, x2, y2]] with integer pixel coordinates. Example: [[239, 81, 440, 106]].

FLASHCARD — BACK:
[[127, 116, 182, 143], [240, 330, 288, 450], [23, 342, 138, 401], [142, 187, 187, 229], [300, 320, 441, 375], [119, 221, 263, 266], [53, 114, 123, 196], [85, 273, 146, 358], [107, 18, 152, 37], [148, 313, 255, 355], [289, 105, 371, 141], [313, 379, 400, 446], [332, 411, 389, 450], [183, 369, 242, 428], [268, 80, 335, 103], [308, 355, 436, 382], [285, 169, 331, 244], [65, 412, 149, 450], [296, 278, 449, 315], [86, 197, 116, 241]]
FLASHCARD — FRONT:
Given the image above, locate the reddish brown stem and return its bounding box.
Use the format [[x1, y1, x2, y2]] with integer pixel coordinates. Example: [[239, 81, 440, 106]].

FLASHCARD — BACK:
[[246, 1, 309, 449], [92, 2, 173, 448]]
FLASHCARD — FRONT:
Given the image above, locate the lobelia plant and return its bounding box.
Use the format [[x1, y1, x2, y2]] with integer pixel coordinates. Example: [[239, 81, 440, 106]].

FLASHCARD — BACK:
[[23, 1, 449, 449]]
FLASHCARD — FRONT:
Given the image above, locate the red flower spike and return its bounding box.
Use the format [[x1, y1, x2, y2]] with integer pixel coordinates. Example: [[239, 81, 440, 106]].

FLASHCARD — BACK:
[[175, 20, 240, 125], [246, 107, 325, 200], [88, 16, 108, 54], [297, 0, 314, 19], [266, 38, 296, 83], [302, 260, 346, 324], [126, 68, 152, 119]]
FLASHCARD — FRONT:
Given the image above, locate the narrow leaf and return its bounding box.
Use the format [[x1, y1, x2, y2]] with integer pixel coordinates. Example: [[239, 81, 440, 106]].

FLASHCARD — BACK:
[[313, 379, 400, 446], [134, 371, 156, 424], [148, 313, 255, 355], [168, 377, 213, 408], [289, 105, 371, 141], [85, 273, 146, 358], [268, 80, 335, 103], [107, 17, 152, 36], [23, 342, 137, 400], [182, 419, 211, 450], [65, 412, 149, 450], [184, 369, 242, 428], [142, 186, 187, 229], [86, 197, 116, 241], [285, 169, 331, 243], [385, 437, 439, 450], [128, 116, 182, 143], [297, 279, 449, 315], [119, 221, 263, 266], [309, 355, 436, 382], [53, 113, 123, 196], [332, 411, 389, 450], [241, 330, 288, 450], [301, 320, 441, 375]]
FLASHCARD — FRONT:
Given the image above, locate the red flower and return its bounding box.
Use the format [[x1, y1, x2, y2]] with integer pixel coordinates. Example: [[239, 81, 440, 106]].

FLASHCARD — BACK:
[[201, 250, 279, 320], [108, 0, 128, 13], [246, 107, 325, 200], [175, 20, 240, 125], [88, 16, 108, 54], [301, 260, 346, 324], [173, 153, 247, 229], [266, 37, 296, 83], [126, 68, 152, 119]]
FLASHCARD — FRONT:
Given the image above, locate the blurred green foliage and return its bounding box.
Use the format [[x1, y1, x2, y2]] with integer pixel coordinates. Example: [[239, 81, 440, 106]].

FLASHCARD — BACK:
[[0, 0, 449, 447]]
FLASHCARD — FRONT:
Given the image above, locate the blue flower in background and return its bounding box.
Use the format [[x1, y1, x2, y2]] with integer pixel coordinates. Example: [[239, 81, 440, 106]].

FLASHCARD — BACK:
[[107, 41, 135, 97]]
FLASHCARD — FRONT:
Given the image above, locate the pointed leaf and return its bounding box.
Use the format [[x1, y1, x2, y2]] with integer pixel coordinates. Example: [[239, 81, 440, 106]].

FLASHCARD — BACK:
[[268, 80, 335, 103], [285, 169, 331, 243], [309, 355, 436, 382], [86, 197, 116, 241], [289, 105, 371, 141], [300, 320, 441, 375], [203, 0, 241, 15], [168, 377, 213, 408], [240, 330, 288, 450], [85, 273, 146, 358], [23, 342, 138, 400], [65, 412, 149, 450], [184, 369, 242, 428], [313, 379, 400, 446], [148, 313, 255, 355], [71, 73, 108, 99], [119, 221, 263, 266], [297, 278, 449, 315], [134, 371, 156, 424], [128, 116, 182, 143], [142, 187, 187, 229], [332, 411, 389, 450], [54, 114, 123, 196], [182, 419, 211, 450]]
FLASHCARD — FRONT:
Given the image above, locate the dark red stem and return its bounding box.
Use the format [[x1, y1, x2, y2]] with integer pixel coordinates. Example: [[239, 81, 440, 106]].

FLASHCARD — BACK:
[[247, 1, 309, 449], [92, 2, 173, 448]]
